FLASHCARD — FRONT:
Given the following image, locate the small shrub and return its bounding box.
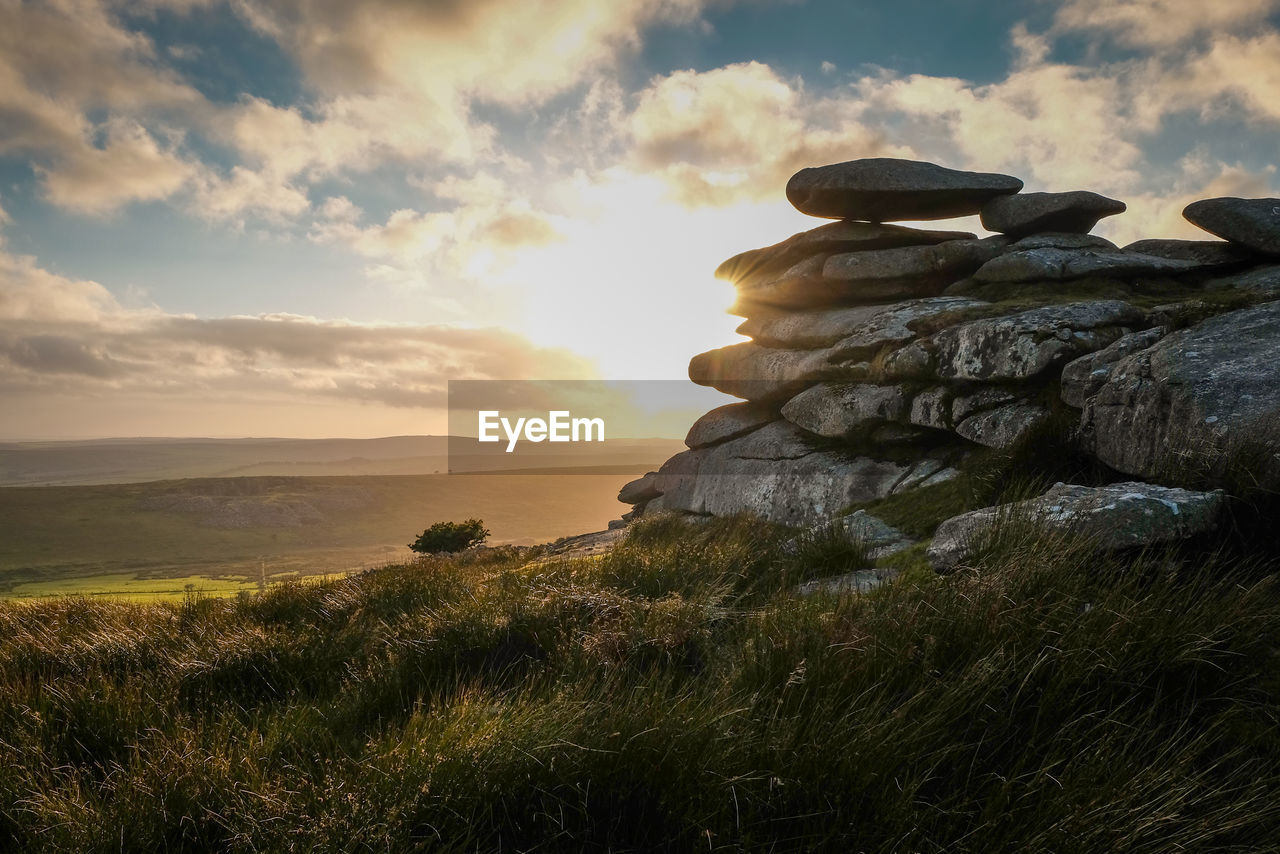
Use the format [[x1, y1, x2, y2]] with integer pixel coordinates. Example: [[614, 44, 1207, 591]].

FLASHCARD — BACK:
[[409, 519, 490, 554]]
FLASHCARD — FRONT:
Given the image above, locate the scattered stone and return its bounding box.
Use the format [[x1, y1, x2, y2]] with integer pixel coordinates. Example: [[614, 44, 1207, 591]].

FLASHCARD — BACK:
[[781, 383, 909, 438], [795, 569, 899, 596], [716, 221, 975, 286], [1080, 301, 1280, 484], [685, 401, 776, 448], [915, 467, 961, 489], [785, 510, 915, 560], [786, 158, 1023, 221], [973, 246, 1197, 283], [927, 482, 1227, 572], [1060, 327, 1166, 408], [932, 300, 1147, 381], [955, 402, 1051, 449], [1184, 197, 1280, 255], [981, 190, 1125, 236], [1123, 238, 1256, 267]]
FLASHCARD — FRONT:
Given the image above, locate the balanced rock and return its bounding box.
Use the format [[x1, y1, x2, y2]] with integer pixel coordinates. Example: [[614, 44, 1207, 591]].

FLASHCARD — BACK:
[[980, 191, 1125, 236], [716, 221, 974, 286], [1080, 300, 1280, 484], [684, 401, 777, 448], [932, 300, 1147, 381], [786, 158, 1023, 221], [1184, 197, 1280, 255], [928, 482, 1227, 571]]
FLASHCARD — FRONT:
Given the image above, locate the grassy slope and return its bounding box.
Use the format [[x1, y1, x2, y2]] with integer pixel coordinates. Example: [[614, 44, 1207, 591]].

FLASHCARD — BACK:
[[0, 473, 638, 595], [1, 512, 1279, 852]]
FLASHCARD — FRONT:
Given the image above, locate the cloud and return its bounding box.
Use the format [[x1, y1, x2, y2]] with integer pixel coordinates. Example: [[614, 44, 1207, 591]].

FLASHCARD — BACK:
[[0, 0, 206, 214], [0, 245, 597, 431], [37, 119, 198, 214], [1051, 0, 1280, 48], [1103, 157, 1278, 244], [627, 61, 896, 206], [309, 173, 564, 287]]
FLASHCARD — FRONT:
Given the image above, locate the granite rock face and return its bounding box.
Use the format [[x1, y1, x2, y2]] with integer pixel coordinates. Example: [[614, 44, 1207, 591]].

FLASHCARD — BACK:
[[1079, 301, 1280, 485], [931, 301, 1146, 381], [973, 247, 1196, 282], [613, 156, 1280, 536], [786, 158, 1022, 221], [980, 190, 1125, 236], [928, 482, 1227, 571]]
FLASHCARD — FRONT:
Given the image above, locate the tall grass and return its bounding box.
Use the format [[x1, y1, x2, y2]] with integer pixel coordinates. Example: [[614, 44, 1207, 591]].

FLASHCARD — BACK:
[[1, 513, 1278, 852]]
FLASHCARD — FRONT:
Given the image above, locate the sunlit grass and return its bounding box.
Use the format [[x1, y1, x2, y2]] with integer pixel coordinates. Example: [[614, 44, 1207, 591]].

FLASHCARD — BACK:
[[0, 511, 1277, 851]]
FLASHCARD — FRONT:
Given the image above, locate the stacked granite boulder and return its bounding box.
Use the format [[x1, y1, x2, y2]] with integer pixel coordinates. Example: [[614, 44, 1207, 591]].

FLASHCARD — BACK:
[[618, 157, 1280, 540]]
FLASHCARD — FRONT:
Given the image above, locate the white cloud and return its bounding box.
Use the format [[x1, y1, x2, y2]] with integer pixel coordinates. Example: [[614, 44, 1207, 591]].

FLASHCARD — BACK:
[[0, 0, 207, 214], [1052, 0, 1280, 47], [626, 61, 897, 206], [0, 244, 597, 430]]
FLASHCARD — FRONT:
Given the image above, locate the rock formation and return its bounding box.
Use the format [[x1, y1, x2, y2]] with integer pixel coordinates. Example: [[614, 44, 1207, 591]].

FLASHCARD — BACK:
[[617, 158, 1280, 563]]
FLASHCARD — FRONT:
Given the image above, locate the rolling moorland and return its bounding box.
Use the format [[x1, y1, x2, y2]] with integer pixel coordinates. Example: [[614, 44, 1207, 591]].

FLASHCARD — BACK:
[[1, 431, 1279, 851], [0, 437, 683, 599]]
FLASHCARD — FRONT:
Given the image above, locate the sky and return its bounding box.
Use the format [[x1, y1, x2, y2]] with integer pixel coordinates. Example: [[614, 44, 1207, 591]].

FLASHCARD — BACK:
[[0, 0, 1278, 439]]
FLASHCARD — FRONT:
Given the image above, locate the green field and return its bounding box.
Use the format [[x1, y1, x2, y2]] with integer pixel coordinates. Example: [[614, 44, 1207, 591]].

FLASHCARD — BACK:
[[0, 473, 639, 598]]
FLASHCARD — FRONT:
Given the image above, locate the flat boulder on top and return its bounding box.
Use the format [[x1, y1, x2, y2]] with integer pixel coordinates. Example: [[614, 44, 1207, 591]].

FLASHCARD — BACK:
[[927, 482, 1227, 571], [715, 221, 974, 286], [1080, 300, 1280, 485], [786, 158, 1023, 222], [980, 190, 1125, 236], [1184, 197, 1280, 255]]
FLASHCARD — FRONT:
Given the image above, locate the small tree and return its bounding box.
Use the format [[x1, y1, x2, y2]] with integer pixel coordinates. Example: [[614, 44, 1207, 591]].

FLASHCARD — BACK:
[[409, 518, 490, 554]]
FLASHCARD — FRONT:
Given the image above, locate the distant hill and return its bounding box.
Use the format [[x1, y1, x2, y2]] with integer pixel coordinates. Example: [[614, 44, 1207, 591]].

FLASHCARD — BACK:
[[0, 436, 686, 487]]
